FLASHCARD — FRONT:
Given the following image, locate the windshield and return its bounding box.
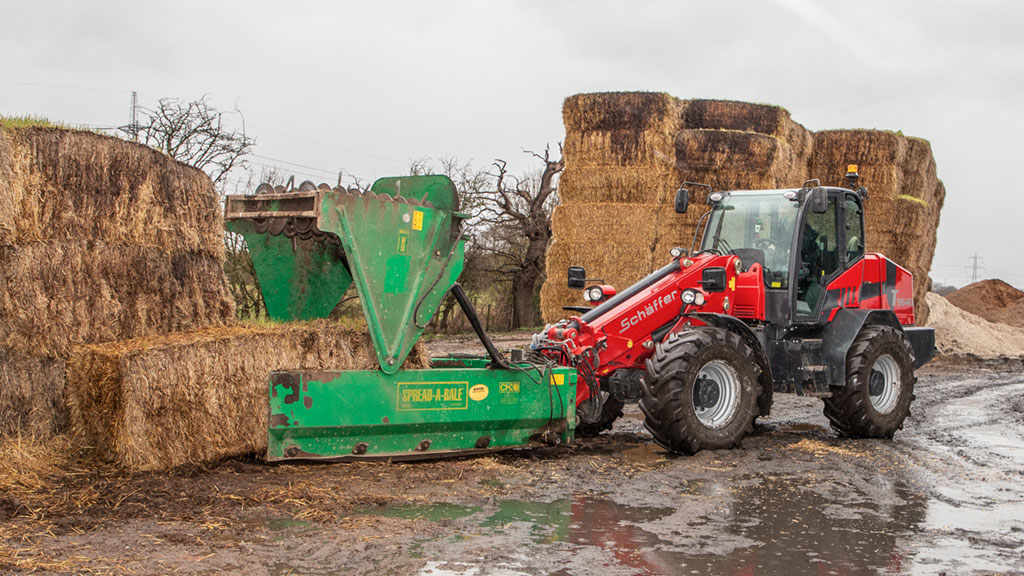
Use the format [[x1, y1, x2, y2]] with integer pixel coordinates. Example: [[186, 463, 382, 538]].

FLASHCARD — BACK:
[[700, 193, 799, 288]]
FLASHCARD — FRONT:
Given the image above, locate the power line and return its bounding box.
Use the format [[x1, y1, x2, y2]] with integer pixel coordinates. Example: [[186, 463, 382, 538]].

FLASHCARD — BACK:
[[0, 79, 134, 95]]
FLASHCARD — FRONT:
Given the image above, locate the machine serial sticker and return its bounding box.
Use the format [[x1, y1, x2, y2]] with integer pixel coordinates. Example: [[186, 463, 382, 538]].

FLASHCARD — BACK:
[[397, 382, 468, 411], [469, 384, 489, 401], [412, 210, 424, 231], [397, 230, 409, 254]]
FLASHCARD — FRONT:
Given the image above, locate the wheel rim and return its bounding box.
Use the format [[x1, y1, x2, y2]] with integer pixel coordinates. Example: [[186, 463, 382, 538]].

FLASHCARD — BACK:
[[691, 360, 741, 429], [868, 354, 901, 414]]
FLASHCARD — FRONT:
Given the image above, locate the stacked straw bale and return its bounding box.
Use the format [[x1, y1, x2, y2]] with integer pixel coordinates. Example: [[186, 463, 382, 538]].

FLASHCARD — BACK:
[[542, 93, 686, 321], [542, 93, 944, 325], [809, 130, 945, 324], [65, 323, 430, 471], [0, 126, 234, 438]]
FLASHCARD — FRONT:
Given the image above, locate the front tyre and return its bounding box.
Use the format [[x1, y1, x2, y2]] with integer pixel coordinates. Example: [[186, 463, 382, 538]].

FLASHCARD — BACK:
[[639, 327, 760, 454], [823, 324, 916, 437]]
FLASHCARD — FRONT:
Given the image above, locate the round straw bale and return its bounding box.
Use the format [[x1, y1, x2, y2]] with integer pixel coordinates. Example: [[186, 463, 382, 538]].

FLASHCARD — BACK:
[[558, 165, 680, 205], [563, 92, 684, 133]]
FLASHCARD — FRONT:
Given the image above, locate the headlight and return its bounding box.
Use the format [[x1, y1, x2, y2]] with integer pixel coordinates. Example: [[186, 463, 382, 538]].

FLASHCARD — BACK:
[[582, 290, 592, 302], [586, 286, 604, 301], [681, 289, 706, 306]]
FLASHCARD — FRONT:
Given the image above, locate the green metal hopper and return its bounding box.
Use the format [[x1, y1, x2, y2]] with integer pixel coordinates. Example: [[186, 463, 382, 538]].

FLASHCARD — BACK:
[[224, 176, 576, 461]]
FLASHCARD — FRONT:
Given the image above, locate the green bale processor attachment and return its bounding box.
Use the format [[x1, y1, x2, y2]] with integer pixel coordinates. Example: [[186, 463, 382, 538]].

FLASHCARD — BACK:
[[225, 176, 576, 461]]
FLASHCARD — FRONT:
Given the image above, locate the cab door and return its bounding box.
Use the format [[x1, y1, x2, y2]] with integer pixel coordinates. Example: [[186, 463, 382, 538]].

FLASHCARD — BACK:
[[793, 195, 841, 321]]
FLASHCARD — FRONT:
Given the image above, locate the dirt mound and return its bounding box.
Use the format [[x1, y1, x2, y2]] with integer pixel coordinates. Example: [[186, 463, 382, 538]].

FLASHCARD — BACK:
[[945, 279, 1024, 327], [925, 292, 1024, 357]]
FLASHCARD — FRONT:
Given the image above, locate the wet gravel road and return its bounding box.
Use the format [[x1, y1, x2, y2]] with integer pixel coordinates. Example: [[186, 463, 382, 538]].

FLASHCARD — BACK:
[[2, 350, 1022, 575]]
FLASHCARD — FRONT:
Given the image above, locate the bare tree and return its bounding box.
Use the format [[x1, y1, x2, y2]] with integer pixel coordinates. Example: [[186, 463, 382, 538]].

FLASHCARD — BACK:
[[478, 146, 564, 328], [137, 95, 254, 190]]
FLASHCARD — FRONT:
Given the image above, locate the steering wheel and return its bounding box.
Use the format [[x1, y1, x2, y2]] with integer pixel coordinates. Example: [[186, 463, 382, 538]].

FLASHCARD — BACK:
[[752, 238, 775, 251]]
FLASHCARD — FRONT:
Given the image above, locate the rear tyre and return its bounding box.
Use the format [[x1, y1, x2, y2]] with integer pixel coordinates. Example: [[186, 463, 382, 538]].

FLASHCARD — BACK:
[[640, 327, 760, 455], [575, 393, 625, 436], [823, 324, 916, 438]]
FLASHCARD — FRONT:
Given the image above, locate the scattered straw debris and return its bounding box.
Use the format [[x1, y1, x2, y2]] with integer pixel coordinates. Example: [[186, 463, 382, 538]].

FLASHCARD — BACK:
[[784, 438, 867, 459]]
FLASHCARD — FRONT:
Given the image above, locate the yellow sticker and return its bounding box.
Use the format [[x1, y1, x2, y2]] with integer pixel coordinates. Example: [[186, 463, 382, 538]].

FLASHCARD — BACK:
[[552, 373, 565, 386], [729, 277, 736, 291], [469, 384, 488, 401], [771, 281, 781, 288], [412, 210, 424, 231], [397, 231, 409, 254]]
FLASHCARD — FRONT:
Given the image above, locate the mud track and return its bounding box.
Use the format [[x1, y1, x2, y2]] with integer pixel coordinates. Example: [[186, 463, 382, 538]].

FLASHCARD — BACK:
[[1, 336, 1021, 575]]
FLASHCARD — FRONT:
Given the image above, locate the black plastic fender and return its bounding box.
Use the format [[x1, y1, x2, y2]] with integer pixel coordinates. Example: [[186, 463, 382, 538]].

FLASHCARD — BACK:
[[818, 308, 907, 388], [685, 313, 773, 417]]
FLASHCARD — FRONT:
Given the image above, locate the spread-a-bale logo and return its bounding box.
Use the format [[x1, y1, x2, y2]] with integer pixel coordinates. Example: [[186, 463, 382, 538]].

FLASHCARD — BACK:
[[619, 292, 677, 333], [469, 384, 489, 401], [397, 382, 468, 411]]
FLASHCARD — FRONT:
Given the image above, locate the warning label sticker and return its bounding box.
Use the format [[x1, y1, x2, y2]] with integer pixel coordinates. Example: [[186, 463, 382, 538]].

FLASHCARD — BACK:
[[397, 382, 468, 411]]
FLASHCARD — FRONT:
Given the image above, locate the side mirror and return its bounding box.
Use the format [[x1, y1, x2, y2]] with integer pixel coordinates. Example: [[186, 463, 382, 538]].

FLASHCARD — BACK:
[[699, 267, 728, 293], [809, 187, 828, 214], [567, 266, 587, 289], [674, 187, 689, 214]]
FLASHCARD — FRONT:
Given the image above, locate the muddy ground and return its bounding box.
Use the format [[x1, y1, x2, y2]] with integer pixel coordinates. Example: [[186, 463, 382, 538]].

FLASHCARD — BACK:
[[1, 334, 1022, 575]]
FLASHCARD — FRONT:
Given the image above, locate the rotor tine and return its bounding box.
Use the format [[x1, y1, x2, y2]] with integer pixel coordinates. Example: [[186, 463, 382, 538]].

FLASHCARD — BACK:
[[255, 182, 275, 195], [318, 183, 331, 190], [299, 180, 317, 192], [285, 175, 295, 191], [274, 185, 286, 194]]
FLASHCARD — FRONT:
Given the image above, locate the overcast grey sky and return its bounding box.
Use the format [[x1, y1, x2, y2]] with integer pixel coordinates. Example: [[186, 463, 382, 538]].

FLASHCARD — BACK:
[[2, 0, 1021, 288]]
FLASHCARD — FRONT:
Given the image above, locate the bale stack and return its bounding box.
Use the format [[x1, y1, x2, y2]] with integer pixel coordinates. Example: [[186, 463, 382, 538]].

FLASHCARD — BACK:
[[541, 93, 686, 322], [809, 130, 944, 323], [662, 100, 813, 261], [0, 126, 234, 438], [542, 92, 944, 325], [65, 323, 429, 471]]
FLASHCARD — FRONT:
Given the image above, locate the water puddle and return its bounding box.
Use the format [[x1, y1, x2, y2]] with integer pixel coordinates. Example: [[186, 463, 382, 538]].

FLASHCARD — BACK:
[[356, 502, 482, 522], [354, 474, 927, 576]]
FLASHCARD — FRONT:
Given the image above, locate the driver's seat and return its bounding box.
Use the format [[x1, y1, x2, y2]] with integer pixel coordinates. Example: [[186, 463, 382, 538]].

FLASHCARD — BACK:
[[731, 248, 769, 285]]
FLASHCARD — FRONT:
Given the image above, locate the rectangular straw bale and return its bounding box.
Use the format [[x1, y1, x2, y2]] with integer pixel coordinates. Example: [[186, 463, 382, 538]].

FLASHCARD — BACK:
[[684, 99, 813, 158], [564, 128, 678, 168], [0, 242, 234, 358], [810, 130, 909, 183], [675, 129, 804, 190], [901, 137, 939, 204], [65, 322, 431, 471], [563, 92, 684, 133], [0, 132, 13, 245], [0, 348, 67, 438], [558, 165, 680, 205], [551, 203, 662, 245], [540, 240, 655, 323], [652, 206, 707, 263], [0, 127, 223, 256]]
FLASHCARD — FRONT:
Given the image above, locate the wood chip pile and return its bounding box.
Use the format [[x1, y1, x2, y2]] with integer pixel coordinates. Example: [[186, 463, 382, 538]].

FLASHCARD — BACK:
[[541, 92, 945, 324]]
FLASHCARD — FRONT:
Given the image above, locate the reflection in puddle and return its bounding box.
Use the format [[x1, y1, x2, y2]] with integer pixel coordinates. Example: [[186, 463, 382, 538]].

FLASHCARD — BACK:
[[358, 474, 927, 576]]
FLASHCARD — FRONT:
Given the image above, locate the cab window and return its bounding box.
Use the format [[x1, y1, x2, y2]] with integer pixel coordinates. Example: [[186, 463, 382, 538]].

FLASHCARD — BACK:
[[844, 195, 865, 264], [796, 197, 839, 317]]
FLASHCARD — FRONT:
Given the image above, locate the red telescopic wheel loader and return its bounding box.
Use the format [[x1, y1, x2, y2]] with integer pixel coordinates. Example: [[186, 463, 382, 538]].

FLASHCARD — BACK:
[[532, 167, 935, 454]]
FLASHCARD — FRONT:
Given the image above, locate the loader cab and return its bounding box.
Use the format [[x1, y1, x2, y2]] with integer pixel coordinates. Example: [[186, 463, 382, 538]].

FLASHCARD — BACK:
[[697, 186, 866, 325]]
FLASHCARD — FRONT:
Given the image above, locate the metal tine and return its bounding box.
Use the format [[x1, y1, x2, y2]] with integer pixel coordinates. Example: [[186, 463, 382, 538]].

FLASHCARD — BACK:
[[273, 185, 286, 194], [255, 182, 275, 195], [317, 183, 331, 190], [299, 180, 317, 192]]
